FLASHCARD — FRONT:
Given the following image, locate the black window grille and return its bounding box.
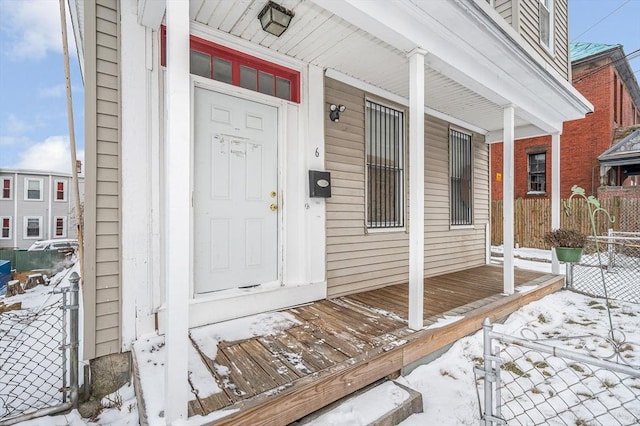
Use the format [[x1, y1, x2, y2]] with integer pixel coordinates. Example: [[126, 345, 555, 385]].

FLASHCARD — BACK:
[[528, 152, 546, 192], [366, 101, 404, 229], [449, 129, 473, 225]]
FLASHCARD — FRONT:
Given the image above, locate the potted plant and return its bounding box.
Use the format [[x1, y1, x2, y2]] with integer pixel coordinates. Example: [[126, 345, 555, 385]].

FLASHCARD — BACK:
[[544, 228, 588, 263]]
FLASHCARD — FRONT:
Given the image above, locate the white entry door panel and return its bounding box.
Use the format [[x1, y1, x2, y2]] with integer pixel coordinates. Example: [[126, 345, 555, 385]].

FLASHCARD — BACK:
[[194, 88, 278, 294]]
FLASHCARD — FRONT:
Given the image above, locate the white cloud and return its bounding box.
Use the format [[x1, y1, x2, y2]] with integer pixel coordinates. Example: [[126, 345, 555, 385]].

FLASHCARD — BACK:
[[13, 135, 84, 174], [0, 0, 76, 60]]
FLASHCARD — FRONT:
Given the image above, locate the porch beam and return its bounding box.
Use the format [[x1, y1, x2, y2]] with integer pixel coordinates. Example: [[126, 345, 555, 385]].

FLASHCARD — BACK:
[[408, 48, 426, 330], [502, 106, 515, 295], [164, 0, 190, 423], [551, 132, 561, 274]]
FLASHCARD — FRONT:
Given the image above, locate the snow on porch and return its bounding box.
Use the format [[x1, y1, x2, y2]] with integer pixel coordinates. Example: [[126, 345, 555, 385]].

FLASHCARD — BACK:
[[132, 265, 564, 425]]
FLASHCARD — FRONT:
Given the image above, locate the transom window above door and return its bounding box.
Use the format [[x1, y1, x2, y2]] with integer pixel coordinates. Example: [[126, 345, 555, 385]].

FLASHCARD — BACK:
[[161, 27, 300, 103]]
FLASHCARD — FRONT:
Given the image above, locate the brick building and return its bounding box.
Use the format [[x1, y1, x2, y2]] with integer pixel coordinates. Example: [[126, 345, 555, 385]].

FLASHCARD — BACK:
[[491, 42, 640, 200]]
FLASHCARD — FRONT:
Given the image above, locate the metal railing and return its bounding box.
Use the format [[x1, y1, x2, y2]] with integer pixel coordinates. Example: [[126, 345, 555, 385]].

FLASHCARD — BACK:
[[478, 318, 640, 425], [568, 231, 640, 303], [0, 272, 79, 425]]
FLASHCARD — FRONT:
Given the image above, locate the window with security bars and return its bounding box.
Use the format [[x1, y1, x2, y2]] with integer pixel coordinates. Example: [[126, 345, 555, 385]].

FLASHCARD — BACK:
[[366, 101, 404, 229], [528, 152, 546, 193], [449, 129, 473, 226]]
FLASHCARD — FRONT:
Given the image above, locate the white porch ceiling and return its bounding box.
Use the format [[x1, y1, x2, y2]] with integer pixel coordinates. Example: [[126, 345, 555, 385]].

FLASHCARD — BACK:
[[182, 0, 590, 138]]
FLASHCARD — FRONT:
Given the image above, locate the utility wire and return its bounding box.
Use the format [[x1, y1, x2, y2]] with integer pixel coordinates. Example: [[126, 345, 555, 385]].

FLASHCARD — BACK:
[[571, 0, 631, 41], [573, 48, 640, 84]]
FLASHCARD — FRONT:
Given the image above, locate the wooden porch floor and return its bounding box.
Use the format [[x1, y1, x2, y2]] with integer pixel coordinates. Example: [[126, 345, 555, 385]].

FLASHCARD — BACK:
[[138, 265, 564, 425]]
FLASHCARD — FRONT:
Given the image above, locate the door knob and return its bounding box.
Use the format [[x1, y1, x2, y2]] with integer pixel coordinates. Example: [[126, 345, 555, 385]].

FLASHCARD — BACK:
[[270, 203, 278, 211]]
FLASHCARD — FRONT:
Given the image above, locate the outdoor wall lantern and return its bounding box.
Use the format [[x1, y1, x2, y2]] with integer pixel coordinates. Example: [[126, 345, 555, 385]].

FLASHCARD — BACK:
[[329, 104, 346, 122], [258, 1, 294, 37]]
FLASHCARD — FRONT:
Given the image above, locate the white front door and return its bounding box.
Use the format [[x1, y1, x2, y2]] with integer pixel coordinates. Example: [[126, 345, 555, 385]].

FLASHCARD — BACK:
[[194, 87, 278, 294]]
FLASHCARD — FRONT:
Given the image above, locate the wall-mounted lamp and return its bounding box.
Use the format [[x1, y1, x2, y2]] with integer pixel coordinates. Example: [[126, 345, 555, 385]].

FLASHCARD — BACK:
[[329, 104, 346, 122], [258, 1, 294, 37]]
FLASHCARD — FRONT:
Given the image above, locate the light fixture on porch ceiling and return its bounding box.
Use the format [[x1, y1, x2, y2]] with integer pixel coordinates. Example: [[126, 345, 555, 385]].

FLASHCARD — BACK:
[[258, 1, 294, 37], [330, 104, 346, 122]]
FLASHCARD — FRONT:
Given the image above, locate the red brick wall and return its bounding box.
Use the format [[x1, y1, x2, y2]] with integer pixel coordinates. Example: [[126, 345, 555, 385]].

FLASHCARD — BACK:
[[491, 57, 638, 200], [597, 185, 640, 199]]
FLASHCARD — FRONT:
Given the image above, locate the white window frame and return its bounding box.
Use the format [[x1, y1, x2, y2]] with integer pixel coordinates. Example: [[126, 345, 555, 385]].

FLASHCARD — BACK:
[[23, 216, 43, 239], [539, 0, 554, 54], [24, 178, 44, 201], [54, 216, 67, 238], [54, 179, 67, 202], [449, 127, 474, 227], [0, 216, 11, 239], [365, 99, 406, 231], [1, 177, 12, 200]]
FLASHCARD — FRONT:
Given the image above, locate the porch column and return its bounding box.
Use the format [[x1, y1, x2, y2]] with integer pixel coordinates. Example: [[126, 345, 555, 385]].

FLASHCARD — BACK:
[[502, 106, 515, 295], [164, 1, 190, 423], [408, 48, 426, 330], [551, 132, 561, 274]]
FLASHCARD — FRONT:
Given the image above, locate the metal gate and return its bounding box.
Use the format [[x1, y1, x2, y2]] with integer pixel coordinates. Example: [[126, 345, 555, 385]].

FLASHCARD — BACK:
[[0, 272, 79, 425]]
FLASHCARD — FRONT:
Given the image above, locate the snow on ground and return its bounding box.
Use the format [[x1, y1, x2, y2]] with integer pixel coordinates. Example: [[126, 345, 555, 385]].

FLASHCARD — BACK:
[[4, 250, 638, 425], [133, 311, 300, 426]]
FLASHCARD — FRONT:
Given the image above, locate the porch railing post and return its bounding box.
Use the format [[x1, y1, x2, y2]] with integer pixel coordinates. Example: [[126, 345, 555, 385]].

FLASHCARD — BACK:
[[482, 318, 494, 425]]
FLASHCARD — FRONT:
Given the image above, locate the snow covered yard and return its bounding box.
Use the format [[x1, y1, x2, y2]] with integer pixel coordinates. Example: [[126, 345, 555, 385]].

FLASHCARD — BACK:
[[3, 252, 639, 425]]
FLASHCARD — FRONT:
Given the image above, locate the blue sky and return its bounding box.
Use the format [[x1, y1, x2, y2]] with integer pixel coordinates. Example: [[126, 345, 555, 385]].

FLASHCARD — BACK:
[[0, 0, 639, 173]]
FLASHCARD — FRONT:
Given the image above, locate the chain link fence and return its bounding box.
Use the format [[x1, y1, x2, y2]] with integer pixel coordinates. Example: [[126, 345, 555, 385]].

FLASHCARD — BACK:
[[0, 272, 79, 425], [478, 319, 640, 425], [568, 231, 640, 303]]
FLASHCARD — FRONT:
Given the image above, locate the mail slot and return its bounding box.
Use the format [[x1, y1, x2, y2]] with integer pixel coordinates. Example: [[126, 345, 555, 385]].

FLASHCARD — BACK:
[[309, 170, 331, 198]]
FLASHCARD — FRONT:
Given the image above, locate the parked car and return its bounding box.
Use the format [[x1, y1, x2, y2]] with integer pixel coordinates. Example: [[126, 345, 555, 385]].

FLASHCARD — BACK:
[[27, 239, 79, 251]]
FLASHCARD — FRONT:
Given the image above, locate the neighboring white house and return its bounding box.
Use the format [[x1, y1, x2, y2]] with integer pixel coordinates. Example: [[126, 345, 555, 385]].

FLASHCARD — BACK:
[[69, 0, 593, 422], [0, 168, 84, 250]]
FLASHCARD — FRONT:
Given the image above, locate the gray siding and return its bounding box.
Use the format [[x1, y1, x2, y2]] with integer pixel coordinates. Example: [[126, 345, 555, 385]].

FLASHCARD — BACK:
[[0, 171, 79, 249], [84, 0, 121, 359], [517, 0, 569, 80], [424, 118, 489, 275], [325, 77, 489, 297], [494, 0, 514, 26]]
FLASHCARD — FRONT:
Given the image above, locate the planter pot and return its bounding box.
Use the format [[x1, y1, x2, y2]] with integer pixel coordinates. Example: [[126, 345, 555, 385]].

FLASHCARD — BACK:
[[554, 247, 583, 263]]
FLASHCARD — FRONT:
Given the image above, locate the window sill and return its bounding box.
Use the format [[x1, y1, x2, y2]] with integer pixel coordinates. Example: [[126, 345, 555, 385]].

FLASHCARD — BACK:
[[366, 227, 406, 234], [526, 191, 547, 196], [450, 224, 474, 230]]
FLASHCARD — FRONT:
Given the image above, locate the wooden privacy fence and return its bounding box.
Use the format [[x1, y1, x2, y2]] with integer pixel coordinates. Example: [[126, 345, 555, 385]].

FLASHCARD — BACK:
[[491, 197, 640, 248]]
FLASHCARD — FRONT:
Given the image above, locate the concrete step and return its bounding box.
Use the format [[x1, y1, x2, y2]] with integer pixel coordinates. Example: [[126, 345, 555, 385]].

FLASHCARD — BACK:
[[290, 379, 423, 426]]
